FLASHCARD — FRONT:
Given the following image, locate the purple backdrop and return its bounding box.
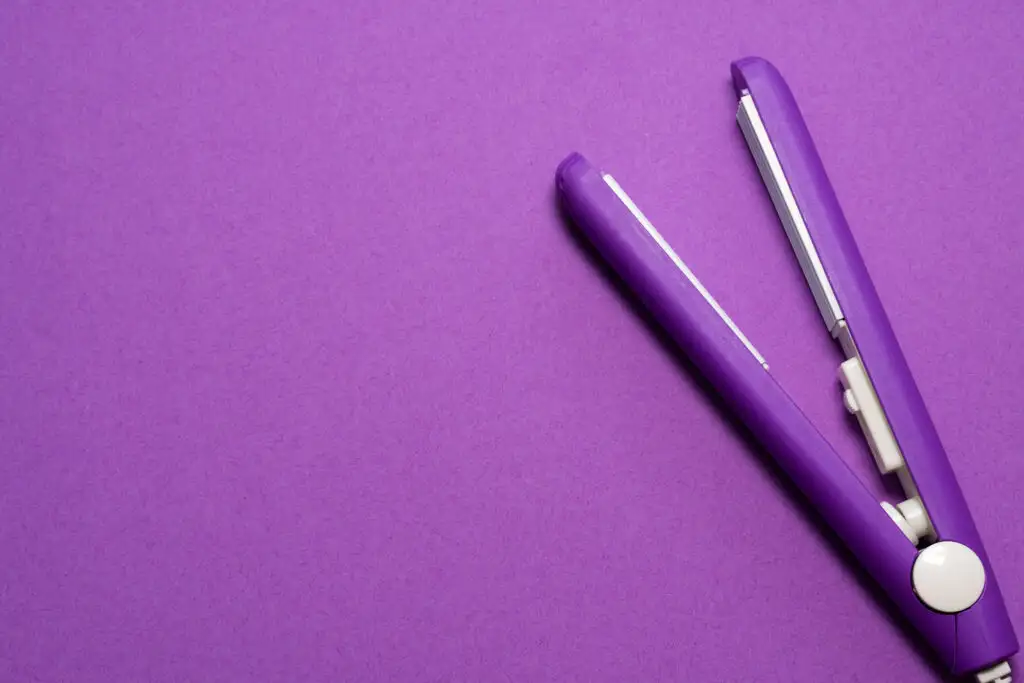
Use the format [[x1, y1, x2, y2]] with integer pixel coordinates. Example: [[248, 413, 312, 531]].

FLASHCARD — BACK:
[[2, 2, 1022, 681]]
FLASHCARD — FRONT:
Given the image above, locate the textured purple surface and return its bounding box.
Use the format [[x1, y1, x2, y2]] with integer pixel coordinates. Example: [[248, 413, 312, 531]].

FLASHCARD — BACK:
[[2, 2, 1023, 682]]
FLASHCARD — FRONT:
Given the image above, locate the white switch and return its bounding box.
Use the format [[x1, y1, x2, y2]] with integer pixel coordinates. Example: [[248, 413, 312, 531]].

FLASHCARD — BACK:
[[838, 357, 905, 474]]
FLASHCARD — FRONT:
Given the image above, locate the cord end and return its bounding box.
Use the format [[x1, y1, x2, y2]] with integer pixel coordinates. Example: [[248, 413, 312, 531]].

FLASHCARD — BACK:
[[976, 661, 1011, 683]]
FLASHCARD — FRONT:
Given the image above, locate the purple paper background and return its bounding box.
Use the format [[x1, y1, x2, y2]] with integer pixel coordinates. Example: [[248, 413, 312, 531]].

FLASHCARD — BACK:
[[2, 2, 1022, 681]]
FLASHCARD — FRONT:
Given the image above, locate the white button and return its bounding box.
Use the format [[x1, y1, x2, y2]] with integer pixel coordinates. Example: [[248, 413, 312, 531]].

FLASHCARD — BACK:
[[912, 541, 986, 614]]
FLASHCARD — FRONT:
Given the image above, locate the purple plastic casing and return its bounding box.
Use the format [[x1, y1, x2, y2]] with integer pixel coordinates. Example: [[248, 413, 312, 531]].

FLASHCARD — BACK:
[[556, 56, 1017, 675], [732, 56, 1017, 675]]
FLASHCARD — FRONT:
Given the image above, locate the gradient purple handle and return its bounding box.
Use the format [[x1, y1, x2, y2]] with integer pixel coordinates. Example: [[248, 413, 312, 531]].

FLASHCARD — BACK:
[[556, 152, 959, 669], [733, 56, 1016, 674]]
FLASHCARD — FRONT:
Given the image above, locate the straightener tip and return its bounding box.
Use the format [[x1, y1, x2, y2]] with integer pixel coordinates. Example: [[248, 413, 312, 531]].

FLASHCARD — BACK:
[[730, 56, 779, 96], [556, 152, 588, 188]]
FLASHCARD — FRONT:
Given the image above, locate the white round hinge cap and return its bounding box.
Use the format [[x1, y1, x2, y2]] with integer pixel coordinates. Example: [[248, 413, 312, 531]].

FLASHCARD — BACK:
[[912, 541, 985, 614]]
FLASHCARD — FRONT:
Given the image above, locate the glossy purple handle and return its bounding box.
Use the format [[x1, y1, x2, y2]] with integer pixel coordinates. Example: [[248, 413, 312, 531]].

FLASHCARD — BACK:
[[733, 56, 1016, 674], [556, 152, 956, 668]]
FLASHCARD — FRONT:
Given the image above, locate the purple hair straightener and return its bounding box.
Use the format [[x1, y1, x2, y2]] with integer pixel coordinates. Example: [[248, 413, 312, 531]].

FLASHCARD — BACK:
[[555, 56, 1017, 681]]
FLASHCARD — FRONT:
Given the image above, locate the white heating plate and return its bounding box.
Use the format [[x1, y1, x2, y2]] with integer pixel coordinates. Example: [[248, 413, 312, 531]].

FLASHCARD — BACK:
[[736, 91, 844, 336], [602, 173, 769, 370]]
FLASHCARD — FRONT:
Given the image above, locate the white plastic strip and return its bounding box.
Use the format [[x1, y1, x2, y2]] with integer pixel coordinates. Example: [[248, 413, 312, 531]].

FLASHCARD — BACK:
[[603, 174, 769, 370], [736, 92, 844, 335]]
